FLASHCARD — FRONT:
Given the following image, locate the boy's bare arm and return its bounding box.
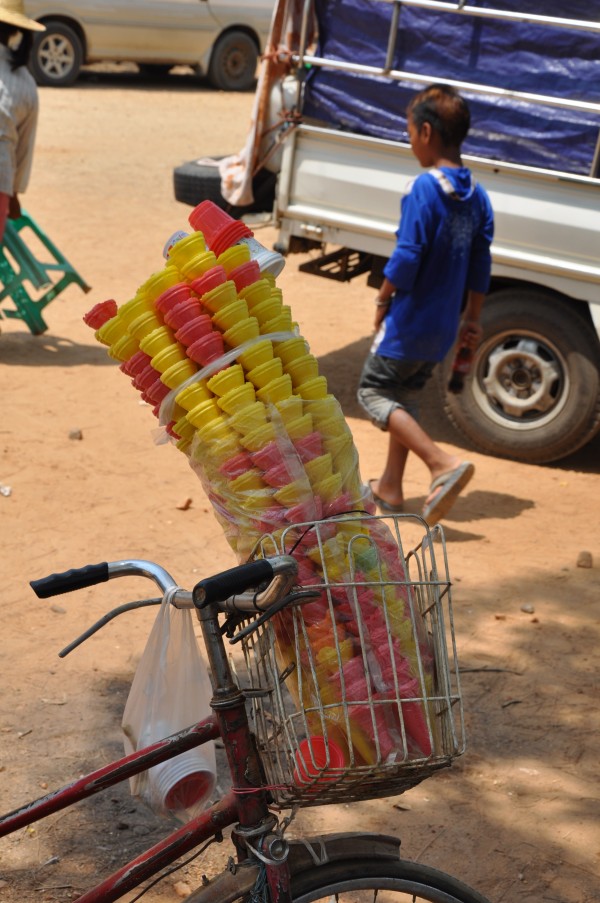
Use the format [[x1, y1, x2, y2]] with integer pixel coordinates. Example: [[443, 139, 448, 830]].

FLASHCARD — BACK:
[[373, 277, 396, 330], [459, 290, 485, 348]]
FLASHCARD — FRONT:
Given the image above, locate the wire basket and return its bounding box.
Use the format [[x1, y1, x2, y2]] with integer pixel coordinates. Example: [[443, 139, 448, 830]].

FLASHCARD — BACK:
[[238, 512, 465, 808]]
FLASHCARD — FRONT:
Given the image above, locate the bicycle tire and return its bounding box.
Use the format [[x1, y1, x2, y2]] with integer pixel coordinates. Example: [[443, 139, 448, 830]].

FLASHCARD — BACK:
[[290, 857, 491, 903]]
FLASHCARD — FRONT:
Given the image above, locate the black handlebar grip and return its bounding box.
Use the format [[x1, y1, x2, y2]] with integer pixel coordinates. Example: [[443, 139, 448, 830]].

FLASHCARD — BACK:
[[193, 559, 274, 607], [30, 563, 110, 599]]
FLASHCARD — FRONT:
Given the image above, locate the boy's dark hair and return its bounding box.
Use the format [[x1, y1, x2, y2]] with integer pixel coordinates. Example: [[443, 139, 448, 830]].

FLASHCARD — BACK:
[[408, 84, 470, 147], [0, 25, 33, 71]]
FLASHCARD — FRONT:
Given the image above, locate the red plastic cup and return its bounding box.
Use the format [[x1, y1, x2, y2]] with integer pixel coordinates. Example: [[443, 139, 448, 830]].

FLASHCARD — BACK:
[[211, 221, 253, 257], [285, 496, 323, 524], [155, 282, 193, 315], [257, 505, 289, 532], [146, 377, 172, 404], [83, 299, 118, 329], [262, 461, 293, 488], [293, 736, 346, 787], [249, 440, 285, 471], [230, 260, 261, 292], [133, 364, 160, 392], [188, 200, 235, 242], [187, 332, 224, 366], [120, 350, 152, 377], [163, 297, 203, 330], [190, 265, 228, 298], [164, 771, 214, 811], [322, 491, 354, 518], [175, 315, 214, 347]]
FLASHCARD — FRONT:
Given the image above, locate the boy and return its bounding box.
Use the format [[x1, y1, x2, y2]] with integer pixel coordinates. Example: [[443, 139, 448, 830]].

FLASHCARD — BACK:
[[357, 83, 494, 525]]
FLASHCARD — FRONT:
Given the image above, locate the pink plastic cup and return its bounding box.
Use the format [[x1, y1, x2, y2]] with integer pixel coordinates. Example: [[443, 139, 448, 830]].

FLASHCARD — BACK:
[[294, 431, 324, 463], [262, 461, 293, 488], [249, 440, 285, 471], [83, 299, 118, 329], [322, 491, 354, 518], [218, 451, 253, 478], [188, 200, 235, 243], [230, 259, 261, 292], [293, 736, 346, 787], [285, 496, 323, 523], [187, 332, 225, 366], [257, 505, 289, 532], [175, 315, 213, 347], [133, 364, 160, 392], [189, 266, 227, 297], [163, 297, 203, 330], [155, 282, 193, 316]]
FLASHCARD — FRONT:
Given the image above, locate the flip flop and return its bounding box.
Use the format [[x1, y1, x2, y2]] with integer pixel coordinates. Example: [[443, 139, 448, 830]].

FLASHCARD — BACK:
[[422, 461, 474, 526], [368, 478, 404, 513]]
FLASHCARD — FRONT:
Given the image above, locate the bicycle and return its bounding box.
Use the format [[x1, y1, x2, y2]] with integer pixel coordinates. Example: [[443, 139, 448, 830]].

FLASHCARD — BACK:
[[0, 511, 491, 903]]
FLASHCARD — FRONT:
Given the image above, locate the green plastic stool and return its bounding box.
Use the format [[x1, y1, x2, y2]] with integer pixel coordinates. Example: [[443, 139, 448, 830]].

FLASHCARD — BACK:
[[0, 211, 91, 335]]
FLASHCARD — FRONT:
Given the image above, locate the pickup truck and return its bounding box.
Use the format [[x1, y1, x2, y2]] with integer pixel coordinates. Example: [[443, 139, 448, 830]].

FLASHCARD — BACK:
[[174, 0, 600, 464]]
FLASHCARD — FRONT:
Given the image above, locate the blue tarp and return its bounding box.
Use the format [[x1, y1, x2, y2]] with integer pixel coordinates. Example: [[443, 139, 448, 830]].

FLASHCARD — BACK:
[[302, 0, 600, 175]]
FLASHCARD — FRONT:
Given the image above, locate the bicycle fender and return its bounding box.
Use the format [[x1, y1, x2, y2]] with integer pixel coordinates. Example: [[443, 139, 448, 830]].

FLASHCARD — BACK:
[[185, 860, 261, 903], [288, 832, 401, 871]]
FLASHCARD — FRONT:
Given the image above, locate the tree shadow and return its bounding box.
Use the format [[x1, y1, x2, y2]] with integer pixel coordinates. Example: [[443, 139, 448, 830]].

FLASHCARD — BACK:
[[0, 331, 115, 367]]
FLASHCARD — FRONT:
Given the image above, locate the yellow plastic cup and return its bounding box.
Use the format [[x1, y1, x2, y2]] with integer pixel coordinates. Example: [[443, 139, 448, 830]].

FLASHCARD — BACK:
[[296, 376, 328, 400], [274, 395, 303, 424], [304, 453, 333, 484], [304, 394, 340, 423], [212, 299, 249, 332], [322, 433, 353, 459], [246, 358, 283, 389], [331, 444, 356, 478], [316, 414, 350, 439], [216, 243, 251, 274], [139, 325, 177, 357], [313, 472, 344, 502], [180, 250, 218, 282], [285, 353, 319, 387], [118, 296, 148, 327], [275, 336, 309, 365], [175, 381, 212, 411], [239, 489, 274, 511], [150, 343, 188, 374], [121, 292, 156, 323], [175, 436, 192, 455], [160, 359, 198, 389], [236, 339, 274, 370], [256, 374, 293, 404], [239, 279, 273, 308], [167, 232, 206, 269], [239, 421, 277, 452], [273, 480, 310, 507], [270, 286, 283, 302], [230, 469, 266, 493], [260, 309, 293, 334], [194, 414, 234, 445], [95, 316, 128, 347], [145, 266, 181, 302], [201, 280, 238, 314], [285, 413, 314, 440], [217, 382, 256, 415], [207, 363, 245, 397], [223, 316, 260, 347], [187, 398, 222, 429], [109, 334, 139, 362], [173, 415, 197, 441], [250, 296, 282, 325], [128, 310, 163, 341], [229, 401, 268, 434]]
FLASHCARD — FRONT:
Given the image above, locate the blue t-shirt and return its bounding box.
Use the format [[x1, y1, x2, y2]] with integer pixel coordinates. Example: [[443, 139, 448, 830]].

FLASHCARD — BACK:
[[373, 166, 494, 363]]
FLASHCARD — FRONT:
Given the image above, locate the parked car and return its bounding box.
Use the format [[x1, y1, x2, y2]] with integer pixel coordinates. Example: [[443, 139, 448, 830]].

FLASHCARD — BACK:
[[23, 0, 274, 89]]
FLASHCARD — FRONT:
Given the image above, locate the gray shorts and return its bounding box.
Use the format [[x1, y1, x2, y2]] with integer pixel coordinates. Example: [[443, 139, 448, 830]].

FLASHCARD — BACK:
[[357, 353, 435, 430]]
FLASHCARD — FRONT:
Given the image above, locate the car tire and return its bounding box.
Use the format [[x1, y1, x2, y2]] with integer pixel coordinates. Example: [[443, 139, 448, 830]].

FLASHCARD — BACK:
[[208, 30, 258, 92], [173, 158, 277, 216], [437, 289, 600, 463], [30, 21, 83, 88]]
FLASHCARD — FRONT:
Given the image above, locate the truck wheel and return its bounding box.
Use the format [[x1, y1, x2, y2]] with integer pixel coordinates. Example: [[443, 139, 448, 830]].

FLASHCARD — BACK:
[[208, 31, 258, 91], [438, 289, 600, 464], [30, 21, 83, 87]]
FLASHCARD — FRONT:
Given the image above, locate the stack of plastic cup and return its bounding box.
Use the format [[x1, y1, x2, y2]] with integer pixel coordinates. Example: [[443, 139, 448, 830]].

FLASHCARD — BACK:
[[189, 200, 253, 257]]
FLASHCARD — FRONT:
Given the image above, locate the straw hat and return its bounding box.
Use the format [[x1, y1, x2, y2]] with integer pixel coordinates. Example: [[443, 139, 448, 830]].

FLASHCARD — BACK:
[[0, 0, 46, 31]]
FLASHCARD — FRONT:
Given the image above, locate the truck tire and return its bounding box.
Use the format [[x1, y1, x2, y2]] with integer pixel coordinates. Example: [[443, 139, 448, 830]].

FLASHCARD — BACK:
[[438, 289, 600, 464], [208, 31, 258, 91], [173, 159, 277, 216], [30, 21, 83, 87]]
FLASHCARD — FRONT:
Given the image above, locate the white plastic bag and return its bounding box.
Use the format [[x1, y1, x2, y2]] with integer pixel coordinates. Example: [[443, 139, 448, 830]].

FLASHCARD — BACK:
[[122, 598, 217, 822]]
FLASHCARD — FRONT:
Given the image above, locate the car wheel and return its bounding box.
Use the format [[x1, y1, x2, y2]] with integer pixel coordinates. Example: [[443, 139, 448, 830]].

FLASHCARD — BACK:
[[208, 30, 258, 91], [437, 289, 600, 463], [30, 21, 83, 87]]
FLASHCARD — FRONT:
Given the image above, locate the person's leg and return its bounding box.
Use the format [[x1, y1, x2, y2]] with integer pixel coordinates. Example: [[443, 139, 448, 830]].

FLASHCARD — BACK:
[[370, 433, 409, 509], [387, 406, 462, 484]]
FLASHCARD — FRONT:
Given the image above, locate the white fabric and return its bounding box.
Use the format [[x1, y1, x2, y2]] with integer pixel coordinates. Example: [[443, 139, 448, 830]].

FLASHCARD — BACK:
[[0, 44, 39, 195]]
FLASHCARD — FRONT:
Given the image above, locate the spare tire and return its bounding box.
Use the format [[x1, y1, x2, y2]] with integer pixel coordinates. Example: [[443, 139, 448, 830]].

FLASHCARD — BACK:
[[173, 158, 277, 216]]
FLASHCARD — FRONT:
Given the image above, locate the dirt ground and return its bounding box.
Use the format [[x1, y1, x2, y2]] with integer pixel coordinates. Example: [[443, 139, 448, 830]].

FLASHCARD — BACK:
[[0, 66, 599, 903]]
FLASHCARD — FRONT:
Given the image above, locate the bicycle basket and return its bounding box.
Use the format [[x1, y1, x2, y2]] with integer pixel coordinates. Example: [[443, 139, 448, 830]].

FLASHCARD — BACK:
[[237, 512, 465, 808]]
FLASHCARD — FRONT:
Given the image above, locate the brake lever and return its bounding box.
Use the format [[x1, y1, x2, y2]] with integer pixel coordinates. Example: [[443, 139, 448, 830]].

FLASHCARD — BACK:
[[58, 598, 162, 657], [227, 590, 320, 645]]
